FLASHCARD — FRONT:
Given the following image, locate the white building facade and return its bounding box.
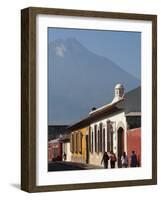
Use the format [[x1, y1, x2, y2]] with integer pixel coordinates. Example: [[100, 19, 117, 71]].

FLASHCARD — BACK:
[[89, 111, 127, 167], [88, 84, 127, 167], [60, 134, 72, 162], [62, 142, 71, 161]]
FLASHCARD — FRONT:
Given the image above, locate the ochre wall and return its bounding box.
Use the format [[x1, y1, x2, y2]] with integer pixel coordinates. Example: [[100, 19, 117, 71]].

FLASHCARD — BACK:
[[71, 127, 87, 163]]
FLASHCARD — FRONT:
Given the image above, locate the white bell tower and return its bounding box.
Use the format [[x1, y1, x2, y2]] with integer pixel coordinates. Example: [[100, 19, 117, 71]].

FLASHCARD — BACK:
[[112, 83, 124, 103]]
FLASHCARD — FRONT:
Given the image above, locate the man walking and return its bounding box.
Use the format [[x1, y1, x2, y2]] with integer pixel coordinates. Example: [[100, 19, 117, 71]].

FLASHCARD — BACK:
[[130, 150, 137, 167], [101, 152, 109, 168]]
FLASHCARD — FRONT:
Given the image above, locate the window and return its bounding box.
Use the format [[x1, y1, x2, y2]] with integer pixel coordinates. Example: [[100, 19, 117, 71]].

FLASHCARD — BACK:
[[99, 123, 103, 152], [107, 121, 110, 152], [78, 131, 82, 153], [103, 128, 105, 152], [76, 132, 79, 153], [74, 132, 77, 153], [94, 125, 97, 152], [97, 130, 99, 153], [107, 121, 113, 152], [91, 131, 93, 153], [89, 127, 91, 152]]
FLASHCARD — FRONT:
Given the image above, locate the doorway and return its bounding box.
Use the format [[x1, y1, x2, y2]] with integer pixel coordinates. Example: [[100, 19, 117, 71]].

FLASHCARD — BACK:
[[117, 127, 124, 167]]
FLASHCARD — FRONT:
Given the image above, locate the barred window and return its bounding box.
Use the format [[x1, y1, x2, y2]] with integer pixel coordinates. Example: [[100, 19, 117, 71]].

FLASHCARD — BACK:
[[94, 125, 97, 152], [110, 125, 113, 152], [99, 123, 103, 152], [107, 121, 113, 152], [107, 122, 110, 152], [89, 127, 91, 152], [74, 132, 77, 153], [76, 132, 79, 153], [70, 133, 73, 153], [97, 129, 99, 153], [91, 131, 93, 153], [78, 131, 82, 153], [102, 128, 105, 153]]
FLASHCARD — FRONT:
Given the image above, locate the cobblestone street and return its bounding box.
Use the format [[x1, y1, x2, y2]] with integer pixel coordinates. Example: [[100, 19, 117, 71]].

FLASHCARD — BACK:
[[48, 161, 103, 171]]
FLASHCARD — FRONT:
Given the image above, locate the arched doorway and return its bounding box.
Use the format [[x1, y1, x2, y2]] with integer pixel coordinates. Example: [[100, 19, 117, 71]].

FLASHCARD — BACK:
[[117, 127, 124, 168]]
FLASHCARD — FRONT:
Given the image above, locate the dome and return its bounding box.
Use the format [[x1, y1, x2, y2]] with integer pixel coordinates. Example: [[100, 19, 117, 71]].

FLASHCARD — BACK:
[[112, 83, 125, 103], [115, 83, 124, 89]]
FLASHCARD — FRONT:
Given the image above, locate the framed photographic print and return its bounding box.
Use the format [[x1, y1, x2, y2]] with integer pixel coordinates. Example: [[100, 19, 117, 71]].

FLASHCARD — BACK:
[[21, 7, 157, 192]]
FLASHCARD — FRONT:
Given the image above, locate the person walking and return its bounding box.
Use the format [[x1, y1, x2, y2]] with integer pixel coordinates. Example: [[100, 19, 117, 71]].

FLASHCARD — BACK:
[[130, 150, 137, 167], [101, 152, 109, 169], [63, 152, 67, 161], [121, 152, 128, 168], [110, 151, 117, 168]]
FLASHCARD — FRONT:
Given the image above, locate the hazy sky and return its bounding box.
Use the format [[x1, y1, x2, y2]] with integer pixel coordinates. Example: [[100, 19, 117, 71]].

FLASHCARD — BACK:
[[48, 28, 141, 79], [48, 28, 141, 125]]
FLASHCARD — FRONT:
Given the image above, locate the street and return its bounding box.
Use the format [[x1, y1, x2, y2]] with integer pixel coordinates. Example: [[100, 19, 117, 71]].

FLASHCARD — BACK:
[[48, 161, 103, 171]]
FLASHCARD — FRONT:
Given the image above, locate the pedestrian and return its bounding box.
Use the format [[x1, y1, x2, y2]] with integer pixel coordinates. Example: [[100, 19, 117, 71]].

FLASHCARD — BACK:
[[121, 152, 128, 168], [101, 152, 109, 168], [110, 151, 117, 168], [63, 152, 67, 161], [130, 150, 137, 167]]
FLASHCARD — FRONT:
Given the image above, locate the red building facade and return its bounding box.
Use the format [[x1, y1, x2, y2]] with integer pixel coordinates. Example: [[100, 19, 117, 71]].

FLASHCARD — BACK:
[[48, 139, 62, 161], [127, 128, 141, 166]]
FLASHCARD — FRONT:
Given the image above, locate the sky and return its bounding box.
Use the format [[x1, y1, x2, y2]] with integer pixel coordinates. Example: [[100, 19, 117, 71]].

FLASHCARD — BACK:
[[48, 28, 141, 79], [48, 28, 141, 125]]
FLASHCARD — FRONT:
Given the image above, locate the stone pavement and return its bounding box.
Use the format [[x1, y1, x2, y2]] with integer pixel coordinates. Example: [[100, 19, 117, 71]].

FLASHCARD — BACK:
[[48, 161, 103, 171]]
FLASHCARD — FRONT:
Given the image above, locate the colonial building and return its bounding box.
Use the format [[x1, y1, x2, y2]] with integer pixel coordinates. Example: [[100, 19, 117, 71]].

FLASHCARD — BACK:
[[68, 84, 141, 168], [48, 125, 69, 162], [48, 138, 62, 161], [68, 126, 89, 164], [60, 134, 72, 162], [127, 127, 141, 167], [88, 84, 141, 167]]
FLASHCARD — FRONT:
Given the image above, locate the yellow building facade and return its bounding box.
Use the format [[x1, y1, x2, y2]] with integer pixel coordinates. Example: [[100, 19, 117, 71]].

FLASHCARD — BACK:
[[70, 127, 89, 163]]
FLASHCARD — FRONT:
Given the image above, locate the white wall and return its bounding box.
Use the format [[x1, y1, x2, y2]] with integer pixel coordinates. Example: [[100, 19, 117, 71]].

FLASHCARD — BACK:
[[62, 142, 71, 161], [0, 0, 160, 199], [90, 111, 126, 166]]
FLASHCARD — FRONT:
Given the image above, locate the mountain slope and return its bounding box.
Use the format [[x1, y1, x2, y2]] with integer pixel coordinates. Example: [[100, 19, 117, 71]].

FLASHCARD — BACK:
[[48, 38, 140, 124]]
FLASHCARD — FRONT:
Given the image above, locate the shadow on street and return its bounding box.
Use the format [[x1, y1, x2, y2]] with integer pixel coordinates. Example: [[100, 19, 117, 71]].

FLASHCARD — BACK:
[[48, 161, 103, 172]]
